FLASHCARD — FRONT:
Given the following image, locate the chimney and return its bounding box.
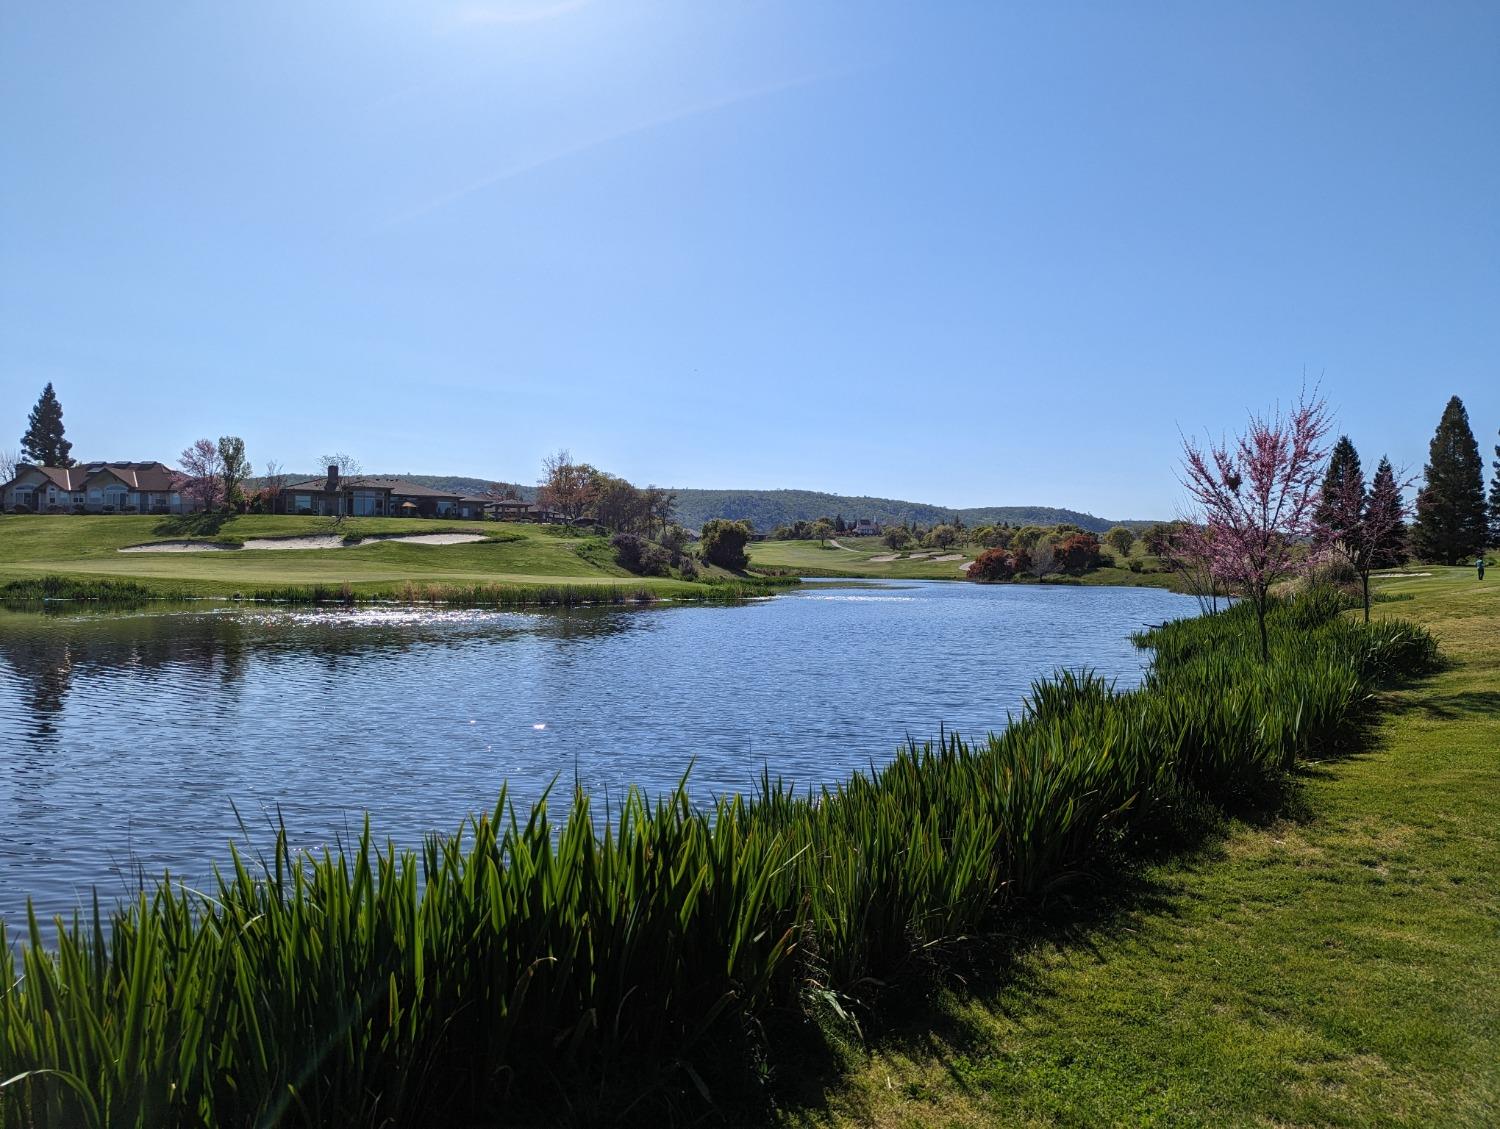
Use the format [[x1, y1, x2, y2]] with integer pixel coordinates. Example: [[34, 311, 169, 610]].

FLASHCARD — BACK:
[[326, 464, 339, 491]]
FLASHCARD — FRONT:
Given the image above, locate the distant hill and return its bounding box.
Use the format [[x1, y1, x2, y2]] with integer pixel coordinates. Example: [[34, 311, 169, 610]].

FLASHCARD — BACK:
[[666, 490, 1156, 534], [265, 476, 1158, 533]]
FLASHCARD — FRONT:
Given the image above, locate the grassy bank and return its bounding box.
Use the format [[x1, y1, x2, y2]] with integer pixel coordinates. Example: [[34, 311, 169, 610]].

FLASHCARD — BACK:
[[0, 515, 785, 604], [747, 538, 1188, 591], [780, 567, 1499, 1127], [0, 589, 1438, 1127]]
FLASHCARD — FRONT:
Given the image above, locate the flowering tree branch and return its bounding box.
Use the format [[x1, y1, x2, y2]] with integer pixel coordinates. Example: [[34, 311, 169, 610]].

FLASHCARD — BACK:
[[1178, 392, 1332, 661]]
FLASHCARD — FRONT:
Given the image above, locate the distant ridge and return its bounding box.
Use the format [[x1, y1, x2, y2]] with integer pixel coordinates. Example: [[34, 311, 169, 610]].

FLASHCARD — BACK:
[[661, 489, 1158, 534], [304, 477, 1160, 533]]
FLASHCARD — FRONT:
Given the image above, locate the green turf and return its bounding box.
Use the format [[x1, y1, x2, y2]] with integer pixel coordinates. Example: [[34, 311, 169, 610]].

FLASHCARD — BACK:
[[775, 567, 1499, 1128], [747, 539, 978, 579], [747, 538, 1187, 590], [0, 514, 744, 598]]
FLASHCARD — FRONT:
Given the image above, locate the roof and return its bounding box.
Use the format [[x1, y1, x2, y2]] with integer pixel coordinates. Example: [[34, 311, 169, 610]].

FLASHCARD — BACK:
[[279, 476, 466, 500], [5, 461, 175, 492]]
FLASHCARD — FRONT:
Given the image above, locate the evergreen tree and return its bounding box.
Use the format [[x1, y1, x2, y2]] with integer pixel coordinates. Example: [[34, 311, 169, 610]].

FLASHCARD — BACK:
[[1314, 435, 1364, 534], [1412, 396, 1486, 563], [1366, 457, 1409, 571], [1489, 426, 1500, 548], [19, 383, 74, 467]]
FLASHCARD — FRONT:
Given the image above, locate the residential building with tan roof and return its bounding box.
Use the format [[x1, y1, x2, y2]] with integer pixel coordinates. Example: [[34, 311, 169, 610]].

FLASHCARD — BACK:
[[2, 461, 193, 513]]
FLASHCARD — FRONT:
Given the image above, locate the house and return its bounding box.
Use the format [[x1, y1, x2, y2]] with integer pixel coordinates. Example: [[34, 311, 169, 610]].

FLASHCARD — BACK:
[[484, 498, 542, 521], [275, 468, 488, 519], [850, 518, 883, 537], [1, 461, 191, 513]]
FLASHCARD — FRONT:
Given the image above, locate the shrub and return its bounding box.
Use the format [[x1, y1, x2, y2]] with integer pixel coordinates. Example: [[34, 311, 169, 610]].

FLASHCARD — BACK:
[[612, 532, 647, 572], [968, 547, 1017, 581], [969, 525, 1012, 549], [923, 523, 960, 549], [612, 533, 671, 577], [1011, 525, 1045, 550], [882, 527, 914, 550], [1105, 525, 1136, 557], [1054, 532, 1102, 573], [701, 519, 752, 571]]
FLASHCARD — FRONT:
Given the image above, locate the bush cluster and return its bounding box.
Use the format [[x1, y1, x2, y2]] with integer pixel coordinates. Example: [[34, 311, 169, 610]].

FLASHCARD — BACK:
[[0, 593, 1436, 1126], [611, 532, 671, 576]]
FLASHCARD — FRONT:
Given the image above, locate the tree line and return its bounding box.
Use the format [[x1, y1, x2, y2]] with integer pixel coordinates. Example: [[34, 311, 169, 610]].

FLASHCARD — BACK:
[[8, 387, 1500, 565]]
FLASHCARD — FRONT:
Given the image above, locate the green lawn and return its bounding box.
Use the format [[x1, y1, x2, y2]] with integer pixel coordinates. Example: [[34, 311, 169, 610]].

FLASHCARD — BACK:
[[748, 538, 977, 579], [748, 538, 1187, 590], [0, 514, 741, 598], [775, 567, 1499, 1128]]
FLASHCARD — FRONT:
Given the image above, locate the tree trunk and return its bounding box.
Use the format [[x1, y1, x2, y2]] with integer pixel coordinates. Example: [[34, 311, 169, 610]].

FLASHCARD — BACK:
[[1362, 571, 1371, 623], [1256, 593, 1270, 663]]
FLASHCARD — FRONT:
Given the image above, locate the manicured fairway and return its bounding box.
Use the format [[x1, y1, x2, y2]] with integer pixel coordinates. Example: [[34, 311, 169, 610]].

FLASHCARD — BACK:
[[748, 537, 1185, 590], [0, 514, 731, 597], [748, 538, 977, 579], [777, 568, 1499, 1128]]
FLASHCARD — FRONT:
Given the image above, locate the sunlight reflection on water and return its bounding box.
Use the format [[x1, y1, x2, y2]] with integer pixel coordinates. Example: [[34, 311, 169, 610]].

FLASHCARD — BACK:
[[0, 580, 1199, 922]]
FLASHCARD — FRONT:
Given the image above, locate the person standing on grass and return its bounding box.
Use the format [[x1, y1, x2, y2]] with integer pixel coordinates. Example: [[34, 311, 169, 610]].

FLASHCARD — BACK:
[[1478, 556, 1487, 581]]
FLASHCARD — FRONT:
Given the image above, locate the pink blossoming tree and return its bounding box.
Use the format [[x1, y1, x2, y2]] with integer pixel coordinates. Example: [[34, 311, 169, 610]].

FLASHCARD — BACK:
[[1180, 393, 1332, 662]]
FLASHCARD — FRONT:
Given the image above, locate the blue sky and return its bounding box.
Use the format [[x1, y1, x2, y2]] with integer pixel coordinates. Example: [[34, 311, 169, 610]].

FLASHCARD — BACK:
[[2, 1, 1496, 518]]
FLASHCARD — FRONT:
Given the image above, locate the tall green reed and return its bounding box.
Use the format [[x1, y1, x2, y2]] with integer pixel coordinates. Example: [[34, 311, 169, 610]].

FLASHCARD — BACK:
[[0, 590, 1436, 1126]]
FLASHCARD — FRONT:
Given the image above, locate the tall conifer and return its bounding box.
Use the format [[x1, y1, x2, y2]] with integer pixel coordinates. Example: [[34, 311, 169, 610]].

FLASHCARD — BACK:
[[1367, 457, 1408, 569], [19, 383, 74, 467], [1315, 435, 1364, 535], [1412, 396, 1486, 563]]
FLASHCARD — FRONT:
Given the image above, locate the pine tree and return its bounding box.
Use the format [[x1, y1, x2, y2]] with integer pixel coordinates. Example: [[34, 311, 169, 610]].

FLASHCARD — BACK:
[[1489, 426, 1500, 548], [19, 383, 74, 467], [1412, 396, 1486, 563], [1315, 435, 1364, 537], [1367, 457, 1408, 569]]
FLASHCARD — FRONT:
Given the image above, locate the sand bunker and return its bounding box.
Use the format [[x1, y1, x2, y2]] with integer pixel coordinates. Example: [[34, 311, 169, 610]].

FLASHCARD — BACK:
[[931, 554, 965, 562], [119, 540, 238, 553], [869, 553, 899, 562], [365, 533, 487, 547], [120, 533, 487, 554]]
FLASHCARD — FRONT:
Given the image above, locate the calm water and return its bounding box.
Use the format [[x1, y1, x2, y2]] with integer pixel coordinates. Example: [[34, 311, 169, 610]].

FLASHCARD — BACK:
[[0, 581, 1198, 924]]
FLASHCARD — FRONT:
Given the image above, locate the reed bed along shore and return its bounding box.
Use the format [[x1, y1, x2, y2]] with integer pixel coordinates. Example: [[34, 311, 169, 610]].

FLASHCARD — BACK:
[[0, 593, 1437, 1127], [0, 574, 794, 609]]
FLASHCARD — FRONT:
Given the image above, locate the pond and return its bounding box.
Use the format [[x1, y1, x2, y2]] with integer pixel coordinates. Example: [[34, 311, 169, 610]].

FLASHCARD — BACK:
[[0, 580, 1200, 924]]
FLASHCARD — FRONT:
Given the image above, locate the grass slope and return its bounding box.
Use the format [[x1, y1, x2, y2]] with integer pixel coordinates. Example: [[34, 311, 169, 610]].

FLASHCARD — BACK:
[[0, 514, 742, 599], [748, 539, 977, 580], [748, 539, 1188, 590], [778, 567, 1499, 1128]]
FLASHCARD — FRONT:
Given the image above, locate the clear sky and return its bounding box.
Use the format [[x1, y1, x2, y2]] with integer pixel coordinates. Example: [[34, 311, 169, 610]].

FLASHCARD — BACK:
[[2, 1, 1496, 518]]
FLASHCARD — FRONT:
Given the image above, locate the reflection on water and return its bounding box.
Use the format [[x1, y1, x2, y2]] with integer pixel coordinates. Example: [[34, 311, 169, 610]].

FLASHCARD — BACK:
[[0, 582, 1200, 923]]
